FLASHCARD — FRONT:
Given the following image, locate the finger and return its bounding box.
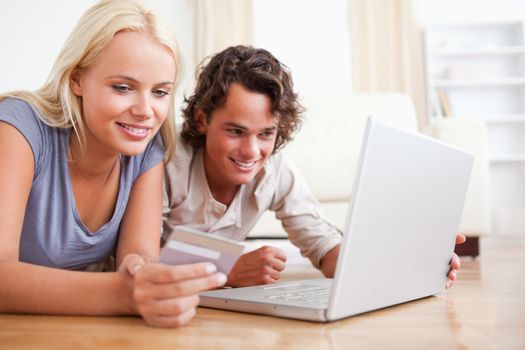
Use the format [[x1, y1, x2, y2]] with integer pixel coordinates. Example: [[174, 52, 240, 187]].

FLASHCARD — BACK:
[[140, 294, 200, 317], [118, 254, 145, 276], [269, 246, 287, 262], [255, 246, 287, 262], [143, 307, 197, 328], [229, 272, 279, 287], [264, 265, 282, 280], [262, 274, 280, 284], [237, 264, 281, 280], [448, 270, 457, 282], [140, 262, 218, 284], [137, 273, 227, 300], [456, 234, 466, 244], [450, 253, 461, 270], [270, 257, 286, 272]]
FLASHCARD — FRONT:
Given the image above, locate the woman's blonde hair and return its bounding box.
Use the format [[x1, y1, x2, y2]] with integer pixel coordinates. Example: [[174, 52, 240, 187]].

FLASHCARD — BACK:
[[0, 0, 181, 160]]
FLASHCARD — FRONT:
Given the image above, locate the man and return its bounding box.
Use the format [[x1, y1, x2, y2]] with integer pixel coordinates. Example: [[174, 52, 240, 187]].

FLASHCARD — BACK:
[[163, 45, 464, 288]]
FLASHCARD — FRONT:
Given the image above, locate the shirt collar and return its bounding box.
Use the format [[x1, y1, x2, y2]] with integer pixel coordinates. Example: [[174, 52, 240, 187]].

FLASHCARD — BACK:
[[194, 148, 244, 231]]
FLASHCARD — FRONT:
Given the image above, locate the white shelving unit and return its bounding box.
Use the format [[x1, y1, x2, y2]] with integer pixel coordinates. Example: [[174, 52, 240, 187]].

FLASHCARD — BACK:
[[424, 20, 525, 236]]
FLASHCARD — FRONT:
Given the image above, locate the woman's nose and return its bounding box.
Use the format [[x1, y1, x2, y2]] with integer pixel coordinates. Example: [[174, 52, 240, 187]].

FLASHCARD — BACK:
[[131, 94, 154, 119]]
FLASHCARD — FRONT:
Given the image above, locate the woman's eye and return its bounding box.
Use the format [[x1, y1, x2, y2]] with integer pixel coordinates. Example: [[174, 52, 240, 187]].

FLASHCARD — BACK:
[[113, 85, 130, 93], [153, 89, 170, 97]]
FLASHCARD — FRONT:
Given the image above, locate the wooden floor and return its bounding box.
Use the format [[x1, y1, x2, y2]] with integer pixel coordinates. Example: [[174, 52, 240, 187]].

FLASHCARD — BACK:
[[0, 236, 524, 350], [441, 236, 525, 349]]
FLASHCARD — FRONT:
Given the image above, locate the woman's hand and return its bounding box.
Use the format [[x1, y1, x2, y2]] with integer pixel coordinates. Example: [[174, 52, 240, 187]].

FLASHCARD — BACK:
[[119, 254, 226, 327]]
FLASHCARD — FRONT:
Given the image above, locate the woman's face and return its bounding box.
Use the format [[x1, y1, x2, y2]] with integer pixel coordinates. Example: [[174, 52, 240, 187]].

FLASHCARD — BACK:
[[70, 31, 176, 157]]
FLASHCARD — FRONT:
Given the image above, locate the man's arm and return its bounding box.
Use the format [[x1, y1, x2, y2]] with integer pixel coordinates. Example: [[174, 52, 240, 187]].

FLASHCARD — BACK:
[[319, 244, 340, 277]]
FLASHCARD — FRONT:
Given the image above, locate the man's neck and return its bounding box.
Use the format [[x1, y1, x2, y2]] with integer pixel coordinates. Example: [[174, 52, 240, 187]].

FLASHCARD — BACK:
[[207, 180, 239, 207]]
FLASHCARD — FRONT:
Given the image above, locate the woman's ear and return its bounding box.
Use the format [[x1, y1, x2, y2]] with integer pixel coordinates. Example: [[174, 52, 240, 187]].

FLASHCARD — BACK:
[[70, 70, 83, 96], [194, 108, 207, 133]]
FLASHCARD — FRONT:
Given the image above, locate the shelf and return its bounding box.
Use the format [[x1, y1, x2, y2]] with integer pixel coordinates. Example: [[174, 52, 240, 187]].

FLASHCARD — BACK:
[[490, 155, 525, 163], [484, 115, 525, 123], [425, 20, 525, 237], [429, 46, 525, 57], [430, 114, 525, 123], [431, 77, 525, 87]]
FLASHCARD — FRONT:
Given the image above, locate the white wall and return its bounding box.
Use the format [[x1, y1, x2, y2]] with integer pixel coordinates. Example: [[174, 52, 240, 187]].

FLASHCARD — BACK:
[[253, 0, 352, 97], [413, 0, 525, 24], [3, 1, 524, 100], [0, 1, 94, 92], [0, 0, 193, 112]]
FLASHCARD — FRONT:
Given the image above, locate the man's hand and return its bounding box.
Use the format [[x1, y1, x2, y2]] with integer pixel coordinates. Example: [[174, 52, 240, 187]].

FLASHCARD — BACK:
[[446, 234, 466, 289], [226, 246, 287, 287]]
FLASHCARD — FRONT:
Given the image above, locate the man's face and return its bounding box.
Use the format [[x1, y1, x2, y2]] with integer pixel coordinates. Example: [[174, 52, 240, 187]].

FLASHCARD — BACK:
[[197, 82, 278, 196]]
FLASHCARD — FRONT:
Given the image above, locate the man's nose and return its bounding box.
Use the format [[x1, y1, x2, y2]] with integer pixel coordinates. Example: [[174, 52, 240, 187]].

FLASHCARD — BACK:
[[240, 135, 259, 158]]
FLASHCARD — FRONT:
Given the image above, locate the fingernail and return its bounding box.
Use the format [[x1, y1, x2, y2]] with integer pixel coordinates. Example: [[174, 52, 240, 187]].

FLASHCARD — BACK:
[[130, 264, 142, 275], [205, 263, 217, 274], [215, 273, 227, 285]]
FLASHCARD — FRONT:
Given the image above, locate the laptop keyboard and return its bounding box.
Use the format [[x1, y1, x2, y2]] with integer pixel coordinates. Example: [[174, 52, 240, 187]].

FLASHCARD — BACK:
[[265, 288, 331, 304]]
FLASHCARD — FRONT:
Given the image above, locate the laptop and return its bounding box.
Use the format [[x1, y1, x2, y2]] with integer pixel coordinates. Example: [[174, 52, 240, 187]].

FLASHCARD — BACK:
[[199, 117, 474, 322]]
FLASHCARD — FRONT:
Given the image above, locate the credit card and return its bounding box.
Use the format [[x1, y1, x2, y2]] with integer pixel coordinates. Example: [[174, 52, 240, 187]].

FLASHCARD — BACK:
[[159, 226, 245, 275]]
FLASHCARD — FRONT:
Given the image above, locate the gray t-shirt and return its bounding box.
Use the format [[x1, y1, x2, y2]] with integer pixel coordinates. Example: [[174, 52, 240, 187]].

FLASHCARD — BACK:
[[0, 98, 165, 270]]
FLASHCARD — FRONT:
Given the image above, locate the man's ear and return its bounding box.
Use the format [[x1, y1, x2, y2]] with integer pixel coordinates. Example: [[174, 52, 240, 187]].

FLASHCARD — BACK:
[[70, 70, 83, 96], [194, 108, 207, 133]]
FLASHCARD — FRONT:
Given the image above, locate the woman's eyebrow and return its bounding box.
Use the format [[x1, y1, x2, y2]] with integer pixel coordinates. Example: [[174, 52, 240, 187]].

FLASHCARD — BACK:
[[105, 74, 174, 85]]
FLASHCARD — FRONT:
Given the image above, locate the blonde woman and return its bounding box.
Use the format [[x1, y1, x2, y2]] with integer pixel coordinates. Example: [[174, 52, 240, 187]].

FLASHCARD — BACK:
[[0, 0, 226, 327]]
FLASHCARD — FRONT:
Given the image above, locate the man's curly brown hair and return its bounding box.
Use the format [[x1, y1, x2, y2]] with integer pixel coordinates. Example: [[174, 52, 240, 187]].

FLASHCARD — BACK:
[[181, 45, 304, 151]]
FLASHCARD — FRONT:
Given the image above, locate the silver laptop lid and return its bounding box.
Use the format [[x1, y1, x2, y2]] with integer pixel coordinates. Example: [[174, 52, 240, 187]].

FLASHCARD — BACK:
[[327, 118, 474, 320]]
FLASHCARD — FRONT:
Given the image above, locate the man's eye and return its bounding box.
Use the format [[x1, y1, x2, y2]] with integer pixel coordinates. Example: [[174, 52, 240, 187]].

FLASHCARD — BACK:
[[228, 128, 242, 135], [153, 89, 170, 97], [113, 85, 131, 93], [261, 130, 275, 137]]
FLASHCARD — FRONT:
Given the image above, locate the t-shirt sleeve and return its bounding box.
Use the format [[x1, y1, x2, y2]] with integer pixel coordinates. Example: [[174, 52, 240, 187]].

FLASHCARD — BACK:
[[269, 153, 343, 269], [136, 131, 166, 178], [0, 98, 47, 173]]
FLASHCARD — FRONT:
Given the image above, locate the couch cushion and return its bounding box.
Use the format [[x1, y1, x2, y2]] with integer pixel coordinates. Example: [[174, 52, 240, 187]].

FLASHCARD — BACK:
[[248, 201, 349, 238], [284, 94, 418, 201]]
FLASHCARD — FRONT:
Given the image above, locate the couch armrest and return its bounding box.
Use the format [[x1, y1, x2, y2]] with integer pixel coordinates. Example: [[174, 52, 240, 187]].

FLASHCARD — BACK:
[[422, 118, 492, 236]]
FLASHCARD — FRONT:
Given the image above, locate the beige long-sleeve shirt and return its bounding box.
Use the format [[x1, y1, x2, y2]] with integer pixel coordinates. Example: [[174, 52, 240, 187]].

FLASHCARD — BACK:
[[162, 138, 342, 268]]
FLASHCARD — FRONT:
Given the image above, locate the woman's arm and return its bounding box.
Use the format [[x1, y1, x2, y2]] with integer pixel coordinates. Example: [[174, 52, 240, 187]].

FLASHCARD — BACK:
[[0, 123, 225, 325], [0, 261, 135, 315], [115, 161, 164, 267], [0, 122, 135, 315], [114, 156, 228, 327]]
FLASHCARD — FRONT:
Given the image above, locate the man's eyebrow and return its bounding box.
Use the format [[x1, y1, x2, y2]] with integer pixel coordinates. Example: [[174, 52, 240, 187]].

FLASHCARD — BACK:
[[223, 122, 248, 130], [222, 122, 278, 132], [105, 74, 174, 85]]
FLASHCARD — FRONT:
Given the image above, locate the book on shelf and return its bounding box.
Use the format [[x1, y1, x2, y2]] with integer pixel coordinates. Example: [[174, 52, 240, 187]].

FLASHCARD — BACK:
[[436, 89, 453, 117], [430, 88, 443, 117]]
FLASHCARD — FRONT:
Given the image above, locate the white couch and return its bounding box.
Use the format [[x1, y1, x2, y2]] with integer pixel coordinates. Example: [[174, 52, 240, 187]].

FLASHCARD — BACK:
[[248, 94, 491, 244]]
